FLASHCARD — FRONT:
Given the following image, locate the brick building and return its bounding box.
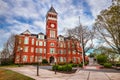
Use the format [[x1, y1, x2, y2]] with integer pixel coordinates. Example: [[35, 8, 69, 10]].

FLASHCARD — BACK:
[[14, 6, 87, 64]]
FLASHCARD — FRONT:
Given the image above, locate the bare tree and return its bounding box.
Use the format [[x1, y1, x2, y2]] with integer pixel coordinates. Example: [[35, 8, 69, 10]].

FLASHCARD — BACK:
[[1, 33, 15, 64], [94, 0, 120, 54], [66, 24, 94, 62]]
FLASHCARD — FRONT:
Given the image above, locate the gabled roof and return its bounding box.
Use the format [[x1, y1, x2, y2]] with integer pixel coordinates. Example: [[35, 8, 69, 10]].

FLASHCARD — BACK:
[[21, 29, 31, 35], [48, 6, 57, 14], [38, 32, 44, 35]]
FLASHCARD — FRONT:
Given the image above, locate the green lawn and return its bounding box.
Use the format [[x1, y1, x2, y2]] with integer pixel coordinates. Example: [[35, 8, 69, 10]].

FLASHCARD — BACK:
[[0, 64, 19, 68], [0, 68, 35, 80]]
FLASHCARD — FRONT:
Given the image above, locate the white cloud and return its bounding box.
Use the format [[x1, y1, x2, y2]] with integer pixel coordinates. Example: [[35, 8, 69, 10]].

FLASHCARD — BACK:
[[0, 0, 112, 51], [86, 0, 112, 18]]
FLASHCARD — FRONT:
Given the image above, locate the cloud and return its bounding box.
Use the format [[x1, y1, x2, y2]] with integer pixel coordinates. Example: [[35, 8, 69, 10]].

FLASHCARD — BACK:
[[0, 0, 112, 51], [86, 0, 112, 18]]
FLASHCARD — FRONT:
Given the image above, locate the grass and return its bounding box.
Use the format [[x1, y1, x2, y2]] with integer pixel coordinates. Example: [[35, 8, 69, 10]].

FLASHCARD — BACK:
[[0, 68, 35, 80]]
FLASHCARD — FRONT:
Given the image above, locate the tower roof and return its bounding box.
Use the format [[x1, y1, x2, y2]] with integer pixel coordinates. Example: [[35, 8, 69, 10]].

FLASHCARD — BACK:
[[48, 6, 57, 14]]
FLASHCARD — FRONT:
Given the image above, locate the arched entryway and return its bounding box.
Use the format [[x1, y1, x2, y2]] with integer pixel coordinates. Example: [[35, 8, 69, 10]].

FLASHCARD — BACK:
[[49, 56, 54, 63]]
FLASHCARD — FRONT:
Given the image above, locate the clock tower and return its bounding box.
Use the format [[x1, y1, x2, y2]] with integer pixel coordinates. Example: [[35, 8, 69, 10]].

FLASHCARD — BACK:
[[46, 6, 58, 63], [46, 6, 57, 39]]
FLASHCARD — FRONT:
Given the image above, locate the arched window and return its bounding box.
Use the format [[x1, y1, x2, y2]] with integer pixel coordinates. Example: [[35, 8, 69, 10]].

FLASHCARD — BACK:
[[50, 43, 54, 46]]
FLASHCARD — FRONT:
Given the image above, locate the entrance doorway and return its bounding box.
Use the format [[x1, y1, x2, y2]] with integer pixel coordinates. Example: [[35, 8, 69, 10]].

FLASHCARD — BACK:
[[49, 56, 54, 63]]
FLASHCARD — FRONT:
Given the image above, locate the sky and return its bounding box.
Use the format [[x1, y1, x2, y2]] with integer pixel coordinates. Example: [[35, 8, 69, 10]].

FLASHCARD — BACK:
[[0, 0, 112, 51]]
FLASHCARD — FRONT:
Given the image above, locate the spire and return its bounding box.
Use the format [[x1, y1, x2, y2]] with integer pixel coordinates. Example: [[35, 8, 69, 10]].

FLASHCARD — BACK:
[[48, 6, 57, 14]]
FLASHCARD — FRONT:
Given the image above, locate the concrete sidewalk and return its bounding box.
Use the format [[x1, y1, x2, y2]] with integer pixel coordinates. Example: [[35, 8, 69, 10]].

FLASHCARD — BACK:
[[6, 66, 120, 80]]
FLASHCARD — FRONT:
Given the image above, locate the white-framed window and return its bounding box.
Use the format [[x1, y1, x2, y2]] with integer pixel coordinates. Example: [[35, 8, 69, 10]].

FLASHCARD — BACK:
[[35, 48, 38, 53], [24, 46, 28, 52], [39, 48, 42, 53], [60, 43, 63, 48], [36, 41, 38, 46], [64, 43, 66, 48], [19, 38, 21, 44], [23, 55, 28, 62], [50, 48, 55, 54], [39, 41, 43, 46], [38, 56, 42, 62], [44, 49, 46, 53], [63, 57, 66, 62], [31, 47, 34, 53], [60, 57, 63, 62], [50, 43, 54, 46], [78, 58, 80, 63], [50, 30, 55, 38], [32, 39, 34, 45], [30, 56, 34, 62], [68, 42, 70, 48], [73, 57, 76, 63], [72, 43, 75, 48], [68, 50, 71, 54], [72, 50, 76, 54], [24, 37, 29, 44], [35, 56, 37, 62], [44, 42, 46, 46], [59, 50, 63, 54]]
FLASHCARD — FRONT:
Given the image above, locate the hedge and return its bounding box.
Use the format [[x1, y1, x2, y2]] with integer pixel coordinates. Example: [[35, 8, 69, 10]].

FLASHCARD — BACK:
[[103, 63, 112, 68], [42, 59, 48, 64], [52, 64, 72, 71]]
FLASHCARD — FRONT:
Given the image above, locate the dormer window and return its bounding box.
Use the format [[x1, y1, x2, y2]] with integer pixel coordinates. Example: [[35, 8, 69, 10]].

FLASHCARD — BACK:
[[38, 35, 44, 39], [59, 37, 64, 41]]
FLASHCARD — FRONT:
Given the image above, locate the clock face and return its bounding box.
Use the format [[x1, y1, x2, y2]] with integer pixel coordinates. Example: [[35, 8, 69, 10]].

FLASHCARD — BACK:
[[51, 24, 55, 28]]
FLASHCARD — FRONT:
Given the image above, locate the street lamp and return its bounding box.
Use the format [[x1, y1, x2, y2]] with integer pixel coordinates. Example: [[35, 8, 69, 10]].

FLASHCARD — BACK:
[[37, 57, 42, 76], [19, 47, 23, 67], [54, 58, 57, 74]]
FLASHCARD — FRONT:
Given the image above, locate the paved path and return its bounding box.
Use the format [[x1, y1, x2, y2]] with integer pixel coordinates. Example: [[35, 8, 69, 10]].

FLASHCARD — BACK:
[[6, 66, 120, 80]]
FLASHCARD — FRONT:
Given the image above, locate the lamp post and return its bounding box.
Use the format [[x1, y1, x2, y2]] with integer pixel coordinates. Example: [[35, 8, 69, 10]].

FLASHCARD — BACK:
[[54, 58, 57, 74], [37, 57, 42, 76], [19, 47, 23, 67]]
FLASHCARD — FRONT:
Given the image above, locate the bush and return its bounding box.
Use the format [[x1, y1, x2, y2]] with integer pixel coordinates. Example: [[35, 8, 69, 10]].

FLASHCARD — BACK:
[[103, 63, 112, 68], [116, 63, 120, 67], [79, 64, 83, 67], [1, 59, 14, 66], [72, 64, 78, 67], [66, 65, 72, 71], [58, 66, 63, 71], [42, 59, 48, 64], [52, 65, 59, 70], [62, 65, 72, 71], [53, 64, 72, 71], [97, 54, 107, 64]]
